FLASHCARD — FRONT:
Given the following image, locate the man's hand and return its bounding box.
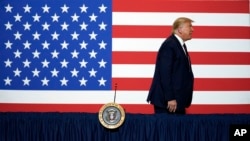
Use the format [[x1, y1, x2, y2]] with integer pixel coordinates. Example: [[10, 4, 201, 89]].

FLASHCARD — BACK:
[[167, 100, 177, 112]]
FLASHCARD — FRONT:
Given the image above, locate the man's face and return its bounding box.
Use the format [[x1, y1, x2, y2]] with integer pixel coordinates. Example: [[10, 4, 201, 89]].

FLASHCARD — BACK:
[[179, 22, 194, 41]]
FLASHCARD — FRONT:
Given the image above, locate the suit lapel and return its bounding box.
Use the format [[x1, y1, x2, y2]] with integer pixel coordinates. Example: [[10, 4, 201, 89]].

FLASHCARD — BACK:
[[171, 35, 191, 69], [171, 35, 186, 56]]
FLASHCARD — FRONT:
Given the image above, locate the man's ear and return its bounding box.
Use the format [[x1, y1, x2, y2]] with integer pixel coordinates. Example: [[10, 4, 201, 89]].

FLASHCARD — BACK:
[[178, 27, 182, 34]]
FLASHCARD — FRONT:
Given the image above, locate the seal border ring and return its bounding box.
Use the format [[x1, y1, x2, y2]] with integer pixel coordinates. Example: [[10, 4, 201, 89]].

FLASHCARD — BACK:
[[98, 102, 125, 129]]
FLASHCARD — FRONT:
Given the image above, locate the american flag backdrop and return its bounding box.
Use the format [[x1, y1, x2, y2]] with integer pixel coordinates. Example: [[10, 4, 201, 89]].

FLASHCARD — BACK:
[[0, 0, 249, 114]]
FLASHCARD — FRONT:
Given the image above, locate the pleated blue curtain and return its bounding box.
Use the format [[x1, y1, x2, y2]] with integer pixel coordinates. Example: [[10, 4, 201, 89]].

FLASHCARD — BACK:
[[0, 113, 250, 141]]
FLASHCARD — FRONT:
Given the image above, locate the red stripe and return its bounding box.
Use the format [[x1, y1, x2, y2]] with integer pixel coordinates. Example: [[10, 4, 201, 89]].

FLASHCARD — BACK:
[[194, 78, 250, 91], [186, 104, 250, 114], [113, 26, 250, 39], [113, 52, 156, 64], [113, 0, 249, 13], [190, 52, 250, 65], [113, 52, 250, 65], [1, 104, 250, 114], [112, 78, 250, 91], [0, 104, 104, 113]]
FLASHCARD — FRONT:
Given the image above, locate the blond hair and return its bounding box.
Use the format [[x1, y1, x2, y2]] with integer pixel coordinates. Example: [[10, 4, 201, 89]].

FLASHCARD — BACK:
[[172, 17, 194, 34]]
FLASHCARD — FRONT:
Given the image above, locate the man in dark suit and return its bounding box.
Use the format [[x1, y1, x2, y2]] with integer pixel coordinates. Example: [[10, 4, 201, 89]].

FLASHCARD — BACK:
[[147, 17, 194, 114]]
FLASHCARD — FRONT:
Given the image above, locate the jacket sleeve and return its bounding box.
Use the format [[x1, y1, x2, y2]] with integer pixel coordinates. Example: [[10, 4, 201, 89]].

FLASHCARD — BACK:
[[158, 42, 176, 101]]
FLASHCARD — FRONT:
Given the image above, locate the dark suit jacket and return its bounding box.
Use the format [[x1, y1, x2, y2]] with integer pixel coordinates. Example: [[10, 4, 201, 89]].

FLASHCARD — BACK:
[[147, 34, 194, 111]]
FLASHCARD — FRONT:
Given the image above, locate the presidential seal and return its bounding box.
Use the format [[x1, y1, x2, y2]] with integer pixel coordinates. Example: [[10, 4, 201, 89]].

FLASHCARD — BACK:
[[98, 102, 125, 129]]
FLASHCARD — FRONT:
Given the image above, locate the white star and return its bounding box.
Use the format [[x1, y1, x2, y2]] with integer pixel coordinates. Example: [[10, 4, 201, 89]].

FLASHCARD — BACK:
[[61, 4, 69, 13], [4, 59, 12, 67], [23, 40, 31, 49], [23, 4, 31, 13], [32, 68, 40, 77], [51, 13, 60, 22], [60, 77, 68, 86], [5, 21, 13, 30], [23, 22, 31, 30], [51, 31, 60, 40], [79, 4, 88, 13], [22, 77, 31, 86], [32, 13, 41, 22], [14, 31, 22, 40], [71, 31, 79, 40], [89, 49, 97, 58], [70, 68, 79, 77], [89, 13, 97, 22], [88, 68, 97, 77], [5, 4, 13, 13], [51, 50, 59, 58], [51, 68, 59, 77], [60, 59, 69, 68], [61, 22, 69, 30], [99, 4, 107, 13], [42, 22, 50, 30], [79, 77, 88, 86], [41, 59, 50, 68], [14, 13, 22, 22], [5, 40, 13, 49], [89, 31, 97, 40], [23, 59, 31, 68], [41, 77, 50, 86], [98, 77, 107, 86], [42, 41, 50, 49], [13, 68, 21, 77], [42, 4, 50, 13], [13, 50, 22, 58], [79, 40, 88, 49], [32, 49, 40, 58], [61, 41, 69, 49], [79, 22, 88, 30], [71, 50, 79, 58], [79, 59, 88, 68], [98, 59, 107, 68], [99, 40, 107, 49], [99, 21, 107, 30], [71, 13, 79, 22], [4, 77, 12, 86], [32, 31, 41, 40]]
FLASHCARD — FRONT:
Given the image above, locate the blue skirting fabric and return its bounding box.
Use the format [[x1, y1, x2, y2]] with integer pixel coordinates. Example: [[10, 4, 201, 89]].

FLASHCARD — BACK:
[[0, 112, 250, 141]]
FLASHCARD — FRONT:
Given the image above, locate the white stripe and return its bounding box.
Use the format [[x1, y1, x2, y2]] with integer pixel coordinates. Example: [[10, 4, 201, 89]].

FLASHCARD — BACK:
[[187, 39, 250, 52], [192, 91, 250, 104], [0, 90, 115, 104], [112, 64, 250, 78], [113, 38, 250, 52], [0, 90, 249, 104], [113, 12, 250, 26]]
